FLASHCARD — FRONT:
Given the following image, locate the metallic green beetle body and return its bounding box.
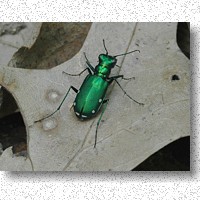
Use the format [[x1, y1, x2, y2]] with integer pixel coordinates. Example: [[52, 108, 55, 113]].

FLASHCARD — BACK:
[[74, 54, 116, 120], [35, 40, 143, 147], [74, 75, 108, 119]]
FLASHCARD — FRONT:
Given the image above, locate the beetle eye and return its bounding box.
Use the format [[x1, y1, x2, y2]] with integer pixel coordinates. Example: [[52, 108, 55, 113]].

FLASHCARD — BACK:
[[112, 58, 117, 63], [99, 54, 104, 60]]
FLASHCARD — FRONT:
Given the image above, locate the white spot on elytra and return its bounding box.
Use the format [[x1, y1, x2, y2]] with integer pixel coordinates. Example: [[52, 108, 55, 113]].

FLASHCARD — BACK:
[[92, 110, 95, 114], [76, 112, 80, 116], [81, 115, 87, 118], [99, 99, 102, 103], [73, 102, 76, 106]]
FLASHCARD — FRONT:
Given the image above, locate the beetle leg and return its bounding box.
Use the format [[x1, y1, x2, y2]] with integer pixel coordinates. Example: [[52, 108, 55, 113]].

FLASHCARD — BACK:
[[35, 86, 78, 123], [63, 68, 92, 76], [84, 52, 95, 73], [108, 76, 144, 105], [109, 75, 135, 81], [94, 99, 109, 148], [114, 79, 144, 105]]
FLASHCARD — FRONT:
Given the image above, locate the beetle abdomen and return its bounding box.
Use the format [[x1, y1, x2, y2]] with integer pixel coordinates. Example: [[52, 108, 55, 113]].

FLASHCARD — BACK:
[[74, 75, 109, 120]]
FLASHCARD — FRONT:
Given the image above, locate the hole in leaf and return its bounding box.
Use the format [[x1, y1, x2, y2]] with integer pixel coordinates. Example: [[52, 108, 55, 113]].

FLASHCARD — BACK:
[[132, 136, 190, 171], [171, 74, 180, 81], [0, 86, 27, 157], [176, 22, 190, 59]]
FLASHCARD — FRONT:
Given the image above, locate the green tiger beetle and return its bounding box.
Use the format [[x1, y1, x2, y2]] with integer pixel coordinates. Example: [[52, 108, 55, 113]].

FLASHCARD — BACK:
[[35, 40, 144, 148]]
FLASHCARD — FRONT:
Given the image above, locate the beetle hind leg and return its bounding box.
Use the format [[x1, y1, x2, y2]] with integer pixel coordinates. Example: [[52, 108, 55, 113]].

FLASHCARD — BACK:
[[94, 99, 109, 148]]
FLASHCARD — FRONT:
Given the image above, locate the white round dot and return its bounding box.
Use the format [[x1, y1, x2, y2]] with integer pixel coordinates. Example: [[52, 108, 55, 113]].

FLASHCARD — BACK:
[[42, 118, 57, 131], [99, 99, 102, 103], [92, 110, 95, 114], [73, 102, 76, 106], [48, 91, 59, 102]]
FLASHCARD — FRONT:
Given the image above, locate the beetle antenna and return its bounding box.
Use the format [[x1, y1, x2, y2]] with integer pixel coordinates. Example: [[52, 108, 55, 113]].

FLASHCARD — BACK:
[[103, 39, 108, 55], [114, 50, 140, 57]]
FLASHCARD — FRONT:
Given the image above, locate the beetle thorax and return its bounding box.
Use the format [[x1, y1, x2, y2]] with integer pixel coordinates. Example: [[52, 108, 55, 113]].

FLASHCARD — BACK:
[[95, 65, 111, 78], [96, 54, 117, 79]]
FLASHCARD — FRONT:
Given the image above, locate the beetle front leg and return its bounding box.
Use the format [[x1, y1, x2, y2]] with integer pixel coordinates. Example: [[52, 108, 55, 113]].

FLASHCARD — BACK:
[[35, 86, 78, 123], [84, 52, 95, 73], [63, 67, 92, 76]]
